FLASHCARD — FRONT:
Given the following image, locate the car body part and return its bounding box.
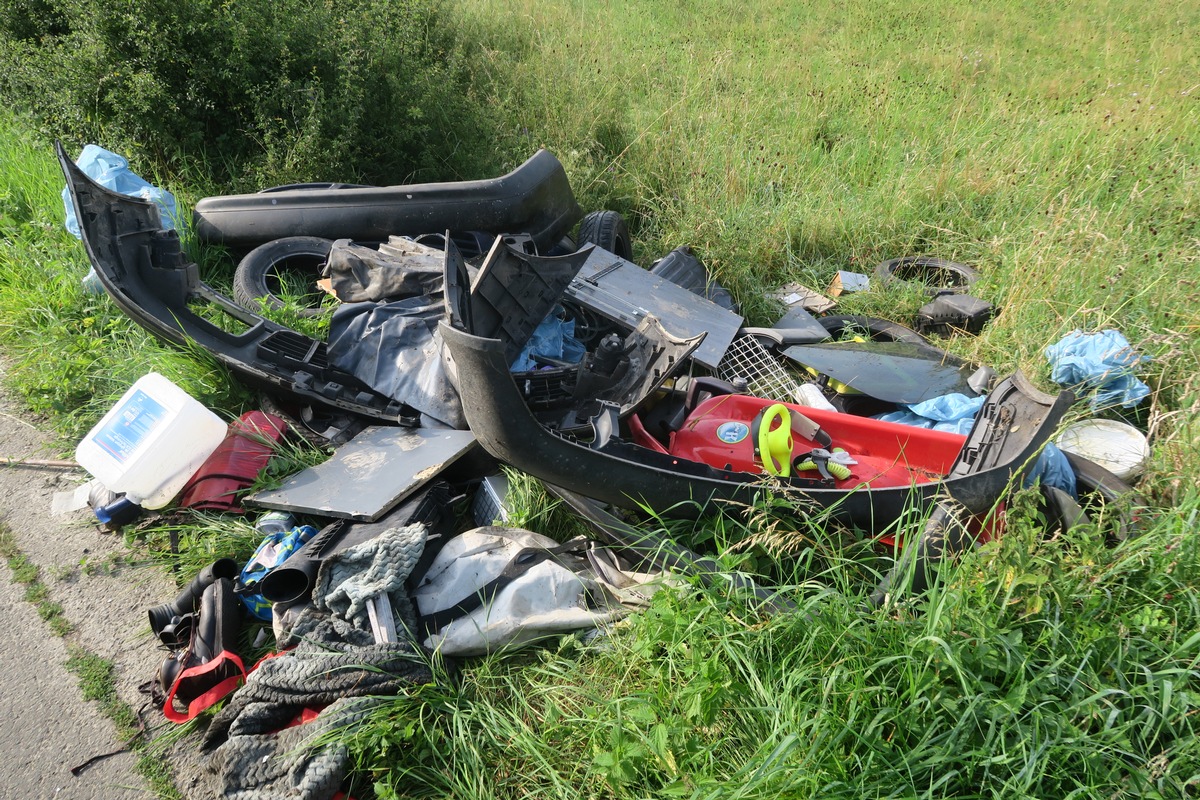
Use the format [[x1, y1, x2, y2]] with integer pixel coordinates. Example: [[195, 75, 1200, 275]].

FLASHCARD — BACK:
[[914, 292, 998, 336], [576, 210, 633, 261], [232, 236, 335, 317], [771, 305, 832, 343], [647, 245, 738, 312], [178, 411, 288, 512], [782, 341, 984, 405], [58, 141, 417, 426], [193, 149, 582, 253], [563, 246, 743, 370], [247, 425, 477, 521], [441, 307, 1071, 527], [874, 256, 981, 295]]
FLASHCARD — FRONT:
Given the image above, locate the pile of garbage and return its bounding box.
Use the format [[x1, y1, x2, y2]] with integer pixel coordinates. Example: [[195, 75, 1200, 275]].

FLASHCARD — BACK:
[[57, 144, 1154, 799]]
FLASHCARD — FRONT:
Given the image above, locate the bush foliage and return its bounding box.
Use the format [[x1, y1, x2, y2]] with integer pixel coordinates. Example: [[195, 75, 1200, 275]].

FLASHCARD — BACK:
[[0, 0, 494, 189]]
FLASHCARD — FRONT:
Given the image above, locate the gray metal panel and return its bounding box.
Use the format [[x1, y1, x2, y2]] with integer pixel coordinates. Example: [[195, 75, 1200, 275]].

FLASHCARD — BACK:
[[247, 425, 477, 521], [565, 248, 743, 369]]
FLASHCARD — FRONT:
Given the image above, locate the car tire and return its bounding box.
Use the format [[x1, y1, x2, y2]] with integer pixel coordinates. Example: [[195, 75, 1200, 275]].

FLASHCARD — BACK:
[[816, 314, 933, 346], [874, 256, 981, 295], [233, 236, 335, 318], [576, 210, 633, 261]]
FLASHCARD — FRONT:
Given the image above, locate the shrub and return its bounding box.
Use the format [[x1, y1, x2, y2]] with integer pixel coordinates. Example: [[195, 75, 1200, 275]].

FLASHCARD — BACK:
[[0, 0, 494, 189]]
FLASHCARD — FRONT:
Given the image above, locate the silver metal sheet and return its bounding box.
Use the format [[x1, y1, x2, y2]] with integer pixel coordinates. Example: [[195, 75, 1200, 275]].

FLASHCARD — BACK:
[[565, 248, 743, 369], [247, 425, 477, 521]]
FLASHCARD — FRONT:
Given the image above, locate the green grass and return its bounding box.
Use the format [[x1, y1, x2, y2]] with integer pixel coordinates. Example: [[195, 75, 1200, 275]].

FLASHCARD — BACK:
[[0, 0, 1198, 797]]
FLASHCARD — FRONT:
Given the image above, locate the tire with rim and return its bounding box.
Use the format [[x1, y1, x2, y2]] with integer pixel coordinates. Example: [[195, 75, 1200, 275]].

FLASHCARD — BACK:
[[874, 256, 981, 295], [576, 210, 633, 261], [233, 236, 335, 318]]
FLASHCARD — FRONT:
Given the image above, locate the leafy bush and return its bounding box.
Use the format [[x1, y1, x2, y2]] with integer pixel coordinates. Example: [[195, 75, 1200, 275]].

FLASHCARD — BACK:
[[0, 0, 494, 188]]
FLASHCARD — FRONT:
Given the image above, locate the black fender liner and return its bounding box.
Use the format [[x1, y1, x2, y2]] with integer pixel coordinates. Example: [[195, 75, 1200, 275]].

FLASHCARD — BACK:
[[193, 149, 582, 253]]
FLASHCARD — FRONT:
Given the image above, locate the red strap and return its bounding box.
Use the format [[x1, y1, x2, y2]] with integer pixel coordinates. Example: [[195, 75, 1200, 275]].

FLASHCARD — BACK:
[[163, 651, 247, 723]]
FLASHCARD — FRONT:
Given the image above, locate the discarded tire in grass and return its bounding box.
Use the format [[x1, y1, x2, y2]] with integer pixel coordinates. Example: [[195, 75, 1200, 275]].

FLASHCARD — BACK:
[[576, 210, 633, 261], [233, 236, 335, 318], [874, 256, 981, 295]]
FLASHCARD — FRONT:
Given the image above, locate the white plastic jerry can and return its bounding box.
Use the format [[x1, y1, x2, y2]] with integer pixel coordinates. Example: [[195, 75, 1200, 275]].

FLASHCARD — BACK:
[[75, 373, 229, 509]]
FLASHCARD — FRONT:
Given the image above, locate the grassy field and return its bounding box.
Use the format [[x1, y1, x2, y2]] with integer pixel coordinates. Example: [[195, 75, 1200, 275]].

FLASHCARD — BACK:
[[1, 0, 1198, 797]]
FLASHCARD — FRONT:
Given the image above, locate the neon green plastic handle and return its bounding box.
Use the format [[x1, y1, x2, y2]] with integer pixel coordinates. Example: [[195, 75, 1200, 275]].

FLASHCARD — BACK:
[[757, 403, 794, 477]]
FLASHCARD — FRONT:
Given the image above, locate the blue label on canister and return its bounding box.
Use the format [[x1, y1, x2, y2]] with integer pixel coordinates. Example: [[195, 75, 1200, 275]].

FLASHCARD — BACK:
[[716, 421, 750, 444], [92, 389, 166, 464]]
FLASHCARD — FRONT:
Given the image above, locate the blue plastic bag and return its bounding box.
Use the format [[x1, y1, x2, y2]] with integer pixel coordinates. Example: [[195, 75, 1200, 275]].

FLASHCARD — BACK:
[[876, 392, 1077, 497], [239, 524, 318, 620], [874, 392, 986, 435], [62, 145, 179, 237], [1044, 329, 1150, 410], [510, 309, 586, 372]]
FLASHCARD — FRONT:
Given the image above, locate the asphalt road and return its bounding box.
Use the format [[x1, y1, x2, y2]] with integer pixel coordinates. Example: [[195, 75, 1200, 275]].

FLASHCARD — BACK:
[[0, 384, 205, 798]]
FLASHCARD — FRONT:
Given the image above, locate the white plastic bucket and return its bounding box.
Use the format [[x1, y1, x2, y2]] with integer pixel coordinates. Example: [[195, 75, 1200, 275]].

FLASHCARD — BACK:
[[75, 373, 229, 508], [1056, 418, 1150, 481]]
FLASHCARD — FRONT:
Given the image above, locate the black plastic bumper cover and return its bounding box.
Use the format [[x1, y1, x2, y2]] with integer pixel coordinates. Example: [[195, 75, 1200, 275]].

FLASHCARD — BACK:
[[58, 142, 412, 423], [192, 150, 582, 253], [440, 319, 1073, 528]]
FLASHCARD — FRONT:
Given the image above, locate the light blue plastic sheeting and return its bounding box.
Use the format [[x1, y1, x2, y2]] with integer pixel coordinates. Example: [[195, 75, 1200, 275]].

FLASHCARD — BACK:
[[61, 144, 178, 237], [1044, 329, 1150, 409], [510, 310, 586, 372], [876, 392, 1077, 497], [875, 392, 986, 435]]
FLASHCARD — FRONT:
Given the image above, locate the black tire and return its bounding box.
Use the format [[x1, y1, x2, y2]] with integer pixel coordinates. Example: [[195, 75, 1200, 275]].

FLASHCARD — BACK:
[[816, 314, 934, 346], [874, 256, 981, 295], [233, 236, 335, 318], [576, 210, 633, 261]]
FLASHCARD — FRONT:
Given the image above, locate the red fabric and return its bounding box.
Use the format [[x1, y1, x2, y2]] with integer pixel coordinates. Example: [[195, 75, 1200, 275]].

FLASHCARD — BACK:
[[179, 411, 287, 512]]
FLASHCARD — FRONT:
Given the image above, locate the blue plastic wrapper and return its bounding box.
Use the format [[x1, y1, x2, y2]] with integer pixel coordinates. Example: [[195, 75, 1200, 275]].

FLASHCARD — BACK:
[[62, 145, 178, 237], [239, 524, 318, 620], [1044, 329, 1150, 410], [510, 309, 586, 372], [876, 392, 1077, 497], [875, 393, 986, 435]]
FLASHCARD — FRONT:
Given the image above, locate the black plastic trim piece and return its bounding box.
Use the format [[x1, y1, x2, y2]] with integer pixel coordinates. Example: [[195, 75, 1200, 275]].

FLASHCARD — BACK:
[[193, 149, 583, 253]]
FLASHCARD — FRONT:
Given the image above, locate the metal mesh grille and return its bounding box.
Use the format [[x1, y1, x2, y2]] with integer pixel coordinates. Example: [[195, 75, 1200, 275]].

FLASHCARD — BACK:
[[717, 335, 806, 403]]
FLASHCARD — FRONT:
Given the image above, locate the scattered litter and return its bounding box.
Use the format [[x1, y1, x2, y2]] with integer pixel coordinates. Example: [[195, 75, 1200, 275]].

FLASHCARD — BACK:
[[1044, 329, 1151, 409], [772, 282, 837, 313], [248, 425, 477, 521], [74, 373, 229, 509], [875, 392, 987, 435], [915, 292, 998, 336], [1057, 418, 1150, 480], [826, 270, 870, 297], [412, 527, 666, 657]]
